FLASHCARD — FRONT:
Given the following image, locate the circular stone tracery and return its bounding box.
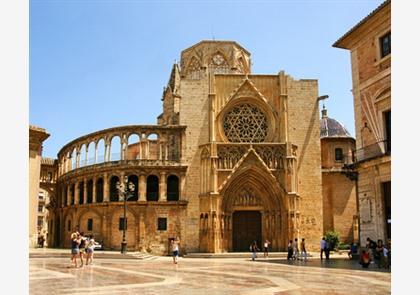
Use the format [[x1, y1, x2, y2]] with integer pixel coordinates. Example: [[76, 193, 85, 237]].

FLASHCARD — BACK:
[[223, 103, 268, 143]]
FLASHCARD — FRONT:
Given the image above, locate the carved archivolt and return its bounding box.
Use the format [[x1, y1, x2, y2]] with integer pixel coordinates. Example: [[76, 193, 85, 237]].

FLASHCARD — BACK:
[[223, 103, 268, 143], [232, 187, 262, 207]]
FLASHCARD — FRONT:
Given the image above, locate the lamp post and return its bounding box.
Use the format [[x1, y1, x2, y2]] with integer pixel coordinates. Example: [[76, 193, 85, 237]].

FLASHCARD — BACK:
[[116, 176, 135, 254]]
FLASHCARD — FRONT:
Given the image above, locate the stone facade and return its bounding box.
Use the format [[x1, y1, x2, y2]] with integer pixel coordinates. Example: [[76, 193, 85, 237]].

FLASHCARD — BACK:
[[320, 108, 358, 243], [29, 125, 50, 248], [333, 0, 391, 243], [42, 40, 360, 254]]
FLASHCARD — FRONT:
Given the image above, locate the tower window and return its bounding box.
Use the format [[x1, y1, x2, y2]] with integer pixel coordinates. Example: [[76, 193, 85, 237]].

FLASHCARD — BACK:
[[335, 148, 344, 162], [87, 219, 93, 231]]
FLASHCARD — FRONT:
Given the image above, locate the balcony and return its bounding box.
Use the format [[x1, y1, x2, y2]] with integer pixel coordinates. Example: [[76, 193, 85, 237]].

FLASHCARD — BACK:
[[353, 139, 391, 163]]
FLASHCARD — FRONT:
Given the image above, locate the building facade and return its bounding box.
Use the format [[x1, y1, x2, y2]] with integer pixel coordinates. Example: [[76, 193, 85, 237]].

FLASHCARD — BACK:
[[29, 125, 50, 248], [333, 0, 391, 244], [43, 40, 357, 254], [320, 107, 358, 243]]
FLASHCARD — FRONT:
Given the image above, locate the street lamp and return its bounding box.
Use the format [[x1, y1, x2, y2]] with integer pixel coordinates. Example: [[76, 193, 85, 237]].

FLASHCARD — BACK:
[[116, 176, 135, 254]]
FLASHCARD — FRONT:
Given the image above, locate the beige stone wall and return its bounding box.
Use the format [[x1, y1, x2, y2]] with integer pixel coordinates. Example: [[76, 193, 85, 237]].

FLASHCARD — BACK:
[[322, 173, 357, 243], [287, 79, 323, 251], [178, 78, 209, 252], [29, 149, 42, 247]]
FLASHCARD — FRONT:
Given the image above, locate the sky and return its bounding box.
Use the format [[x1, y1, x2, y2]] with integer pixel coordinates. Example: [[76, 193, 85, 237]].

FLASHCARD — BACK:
[[29, 0, 384, 158]]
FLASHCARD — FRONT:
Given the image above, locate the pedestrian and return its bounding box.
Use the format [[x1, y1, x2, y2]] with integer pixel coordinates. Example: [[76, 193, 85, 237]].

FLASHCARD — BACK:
[[287, 240, 293, 260], [360, 250, 370, 268], [320, 237, 327, 260], [300, 238, 307, 261], [383, 243, 389, 269], [348, 242, 358, 259], [85, 235, 96, 266], [250, 241, 260, 261], [325, 240, 331, 260], [366, 237, 377, 264], [70, 233, 80, 268], [292, 238, 299, 260], [375, 239, 384, 268], [263, 239, 271, 258], [78, 232, 87, 267], [171, 237, 180, 264]]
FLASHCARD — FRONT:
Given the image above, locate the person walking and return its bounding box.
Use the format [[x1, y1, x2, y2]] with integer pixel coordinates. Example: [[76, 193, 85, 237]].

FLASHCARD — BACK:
[[70, 233, 81, 268], [292, 238, 299, 260], [366, 237, 377, 264], [375, 239, 384, 268], [85, 235, 96, 266], [171, 237, 180, 264], [250, 241, 260, 261], [78, 232, 87, 267], [320, 237, 327, 260], [300, 238, 307, 261], [325, 240, 331, 260], [263, 240, 271, 258], [287, 240, 293, 260]]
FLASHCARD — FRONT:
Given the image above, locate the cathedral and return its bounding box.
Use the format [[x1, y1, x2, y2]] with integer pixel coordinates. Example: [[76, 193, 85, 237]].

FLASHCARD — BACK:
[[42, 40, 357, 254]]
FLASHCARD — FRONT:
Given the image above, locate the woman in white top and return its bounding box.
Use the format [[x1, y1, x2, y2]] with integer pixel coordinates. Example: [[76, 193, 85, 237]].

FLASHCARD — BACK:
[[85, 235, 96, 266], [171, 237, 180, 264], [263, 240, 271, 258]]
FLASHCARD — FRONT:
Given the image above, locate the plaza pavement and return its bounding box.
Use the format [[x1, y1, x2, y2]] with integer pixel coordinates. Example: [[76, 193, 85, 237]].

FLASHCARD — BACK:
[[29, 248, 390, 294]]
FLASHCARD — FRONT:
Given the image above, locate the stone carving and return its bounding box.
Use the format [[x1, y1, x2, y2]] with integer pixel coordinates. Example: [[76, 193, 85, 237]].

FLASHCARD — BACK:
[[254, 146, 284, 169], [233, 188, 262, 207], [223, 104, 268, 143], [217, 145, 247, 169]]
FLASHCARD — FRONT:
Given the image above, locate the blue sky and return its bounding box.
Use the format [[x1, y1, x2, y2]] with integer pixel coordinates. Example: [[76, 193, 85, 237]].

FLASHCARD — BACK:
[[30, 0, 384, 158]]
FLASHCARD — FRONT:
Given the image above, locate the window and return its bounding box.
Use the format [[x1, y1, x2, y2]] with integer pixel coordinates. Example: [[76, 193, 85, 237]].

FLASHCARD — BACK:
[[335, 148, 344, 162], [37, 217, 43, 227], [158, 218, 167, 231], [380, 32, 391, 58], [119, 217, 127, 230], [48, 172, 53, 181], [146, 175, 159, 201], [167, 175, 179, 201], [87, 219, 93, 231], [67, 220, 71, 231], [38, 205, 43, 213]]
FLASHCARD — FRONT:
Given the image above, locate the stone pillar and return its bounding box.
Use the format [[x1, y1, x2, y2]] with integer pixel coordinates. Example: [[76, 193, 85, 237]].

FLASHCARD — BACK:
[[84, 145, 88, 166], [76, 150, 81, 168], [67, 185, 71, 206], [159, 172, 167, 201], [92, 177, 97, 203], [139, 174, 146, 201], [159, 142, 162, 160], [103, 173, 110, 202], [94, 142, 98, 164], [75, 182, 79, 205], [180, 174, 186, 200], [165, 143, 168, 161], [83, 178, 87, 204], [61, 185, 66, 207], [120, 138, 125, 160], [105, 142, 110, 162]]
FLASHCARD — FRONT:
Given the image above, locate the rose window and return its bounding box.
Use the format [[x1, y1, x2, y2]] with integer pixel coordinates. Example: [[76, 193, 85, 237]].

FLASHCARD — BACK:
[[223, 104, 268, 142]]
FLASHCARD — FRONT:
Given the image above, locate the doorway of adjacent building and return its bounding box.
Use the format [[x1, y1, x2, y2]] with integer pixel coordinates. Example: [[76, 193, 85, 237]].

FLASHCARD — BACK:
[[232, 211, 261, 252], [382, 181, 391, 240]]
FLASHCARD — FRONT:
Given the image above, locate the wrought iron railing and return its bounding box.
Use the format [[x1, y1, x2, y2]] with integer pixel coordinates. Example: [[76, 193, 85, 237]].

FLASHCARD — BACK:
[[353, 139, 391, 163]]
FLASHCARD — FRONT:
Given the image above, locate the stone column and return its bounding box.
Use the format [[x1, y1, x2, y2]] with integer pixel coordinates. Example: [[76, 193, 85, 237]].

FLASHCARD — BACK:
[[76, 150, 81, 168], [75, 182, 79, 205], [180, 174, 186, 200], [83, 178, 87, 204], [159, 172, 167, 201], [92, 177, 97, 203], [103, 173, 110, 202], [94, 142, 98, 164], [105, 142, 110, 162], [120, 138, 125, 160], [84, 145, 88, 166], [139, 174, 146, 201], [67, 185, 71, 206]]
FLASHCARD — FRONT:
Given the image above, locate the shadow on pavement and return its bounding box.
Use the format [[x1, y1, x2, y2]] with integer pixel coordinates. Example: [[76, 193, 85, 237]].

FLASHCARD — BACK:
[[258, 258, 391, 273]]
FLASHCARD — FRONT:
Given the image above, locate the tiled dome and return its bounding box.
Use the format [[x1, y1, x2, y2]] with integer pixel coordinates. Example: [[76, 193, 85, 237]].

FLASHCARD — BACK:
[[320, 108, 352, 138]]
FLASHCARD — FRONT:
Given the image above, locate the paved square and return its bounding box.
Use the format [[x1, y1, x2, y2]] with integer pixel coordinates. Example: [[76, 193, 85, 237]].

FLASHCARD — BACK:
[[30, 251, 390, 294]]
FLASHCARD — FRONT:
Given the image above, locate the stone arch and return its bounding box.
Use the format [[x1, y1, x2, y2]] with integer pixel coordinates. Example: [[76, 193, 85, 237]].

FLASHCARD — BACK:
[[110, 135, 122, 161], [167, 174, 179, 201], [107, 205, 139, 250], [185, 55, 202, 79], [127, 133, 141, 160], [96, 138, 106, 163], [219, 162, 287, 252]]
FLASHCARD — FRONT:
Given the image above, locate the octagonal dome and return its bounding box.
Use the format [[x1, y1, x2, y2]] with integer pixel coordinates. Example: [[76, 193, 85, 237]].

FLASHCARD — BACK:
[[320, 108, 352, 138]]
